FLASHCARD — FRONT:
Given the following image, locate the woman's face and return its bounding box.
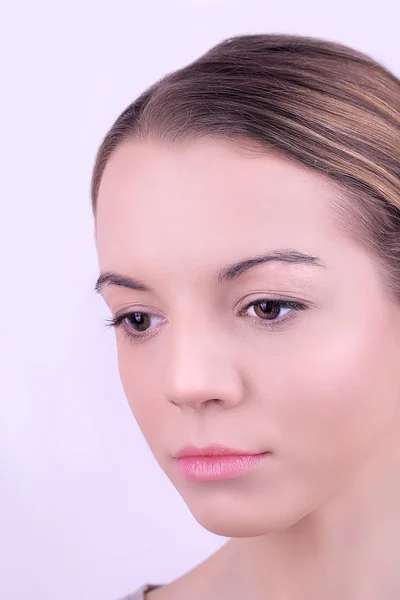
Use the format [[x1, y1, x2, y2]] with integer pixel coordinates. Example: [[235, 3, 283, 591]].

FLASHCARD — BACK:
[[96, 137, 400, 536]]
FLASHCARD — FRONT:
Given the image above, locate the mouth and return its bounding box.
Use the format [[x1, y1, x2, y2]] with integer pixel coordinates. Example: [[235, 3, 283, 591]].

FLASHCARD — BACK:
[[174, 444, 271, 482]]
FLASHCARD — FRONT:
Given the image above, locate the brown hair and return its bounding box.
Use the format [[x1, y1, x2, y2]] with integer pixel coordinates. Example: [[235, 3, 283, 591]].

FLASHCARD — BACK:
[[91, 34, 400, 299]]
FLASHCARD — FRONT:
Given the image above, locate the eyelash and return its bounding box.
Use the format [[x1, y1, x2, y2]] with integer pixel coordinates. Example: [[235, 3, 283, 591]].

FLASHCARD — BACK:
[[105, 298, 308, 343]]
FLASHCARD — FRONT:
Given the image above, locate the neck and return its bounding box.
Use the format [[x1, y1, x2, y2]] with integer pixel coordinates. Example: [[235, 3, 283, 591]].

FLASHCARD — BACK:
[[225, 416, 400, 600]]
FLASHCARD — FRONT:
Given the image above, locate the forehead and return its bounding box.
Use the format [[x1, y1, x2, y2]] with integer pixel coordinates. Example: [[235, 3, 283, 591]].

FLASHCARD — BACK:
[[95, 137, 343, 274]]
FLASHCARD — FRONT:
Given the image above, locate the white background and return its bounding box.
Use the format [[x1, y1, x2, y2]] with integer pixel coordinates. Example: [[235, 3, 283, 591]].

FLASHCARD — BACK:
[[1, 1, 399, 598]]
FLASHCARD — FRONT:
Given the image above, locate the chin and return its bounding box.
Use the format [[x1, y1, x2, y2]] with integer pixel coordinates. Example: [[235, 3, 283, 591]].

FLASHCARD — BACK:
[[178, 485, 314, 537]]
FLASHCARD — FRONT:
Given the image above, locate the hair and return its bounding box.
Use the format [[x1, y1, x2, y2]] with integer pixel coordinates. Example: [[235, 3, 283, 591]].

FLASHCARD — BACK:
[[91, 34, 400, 300]]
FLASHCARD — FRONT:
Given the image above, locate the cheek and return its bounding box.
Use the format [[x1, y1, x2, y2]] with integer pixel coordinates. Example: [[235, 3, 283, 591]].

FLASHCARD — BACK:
[[116, 345, 165, 441], [277, 319, 399, 473]]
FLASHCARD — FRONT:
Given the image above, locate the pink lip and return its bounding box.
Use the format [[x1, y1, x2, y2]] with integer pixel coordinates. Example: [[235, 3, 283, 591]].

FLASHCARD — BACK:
[[175, 444, 270, 481]]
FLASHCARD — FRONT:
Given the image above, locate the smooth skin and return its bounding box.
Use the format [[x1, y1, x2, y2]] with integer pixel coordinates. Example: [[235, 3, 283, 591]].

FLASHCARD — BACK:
[[96, 137, 400, 600]]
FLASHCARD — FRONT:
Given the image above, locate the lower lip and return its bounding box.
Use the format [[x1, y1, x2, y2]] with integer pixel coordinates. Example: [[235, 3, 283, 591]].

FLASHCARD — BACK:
[[176, 453, 269, 481]]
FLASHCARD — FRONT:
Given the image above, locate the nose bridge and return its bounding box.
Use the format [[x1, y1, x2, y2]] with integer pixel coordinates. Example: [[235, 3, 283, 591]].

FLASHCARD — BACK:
[[163, 315, 243, 409]]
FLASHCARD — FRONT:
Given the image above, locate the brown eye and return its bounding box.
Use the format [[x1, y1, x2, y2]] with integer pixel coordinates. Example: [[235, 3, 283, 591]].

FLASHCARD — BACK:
[[241, 298, 304, 324], [125, 313, 151, 332], [252, 300, 282, 320], [106, 311, 166, 342]]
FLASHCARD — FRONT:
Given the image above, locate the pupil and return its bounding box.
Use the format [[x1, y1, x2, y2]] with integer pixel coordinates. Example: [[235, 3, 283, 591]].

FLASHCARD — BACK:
[[255, 301, 279, 320], [130, 313, 150, 332]]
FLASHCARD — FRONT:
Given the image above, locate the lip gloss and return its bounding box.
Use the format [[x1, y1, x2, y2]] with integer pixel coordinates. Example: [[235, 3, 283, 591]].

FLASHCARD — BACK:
[[175, 445, 270, 481]]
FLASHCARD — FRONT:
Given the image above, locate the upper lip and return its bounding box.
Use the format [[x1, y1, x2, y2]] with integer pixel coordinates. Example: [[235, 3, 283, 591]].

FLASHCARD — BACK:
[[175, 444, 266, 458]]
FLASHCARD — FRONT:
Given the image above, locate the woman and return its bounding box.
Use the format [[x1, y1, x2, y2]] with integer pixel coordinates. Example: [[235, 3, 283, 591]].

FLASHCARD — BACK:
[[91, 34, 400, 599]]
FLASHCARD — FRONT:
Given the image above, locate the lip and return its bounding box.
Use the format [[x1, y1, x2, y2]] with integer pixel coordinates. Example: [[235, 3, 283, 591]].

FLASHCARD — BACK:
[[174, 444, 271, 481]]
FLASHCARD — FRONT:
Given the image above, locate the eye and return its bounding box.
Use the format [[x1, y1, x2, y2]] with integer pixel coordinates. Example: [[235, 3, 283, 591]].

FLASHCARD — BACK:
[[106, 311, 165, 341], [240, 298, 307, 324], [105, 298, 308, 343]]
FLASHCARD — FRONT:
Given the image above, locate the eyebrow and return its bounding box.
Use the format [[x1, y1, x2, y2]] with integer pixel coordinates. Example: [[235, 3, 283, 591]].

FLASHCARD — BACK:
[[94, 249, 326, 294]]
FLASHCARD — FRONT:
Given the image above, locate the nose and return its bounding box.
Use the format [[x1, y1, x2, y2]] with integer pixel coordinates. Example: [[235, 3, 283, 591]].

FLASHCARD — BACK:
[[164, 327, 244, 411]]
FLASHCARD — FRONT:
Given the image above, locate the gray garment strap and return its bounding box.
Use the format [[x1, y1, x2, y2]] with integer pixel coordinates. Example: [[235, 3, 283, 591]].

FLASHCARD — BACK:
[[117, 584, 161, 600]]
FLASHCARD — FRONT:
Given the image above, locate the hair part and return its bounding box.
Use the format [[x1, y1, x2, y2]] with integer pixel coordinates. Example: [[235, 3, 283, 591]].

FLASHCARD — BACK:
[[91, 33, 400, 300]]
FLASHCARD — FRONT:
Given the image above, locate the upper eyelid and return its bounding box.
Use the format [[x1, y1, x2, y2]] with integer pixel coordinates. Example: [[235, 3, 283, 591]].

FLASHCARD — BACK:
[[114, 298, 306, 326], [114, 295, 307, 316]]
